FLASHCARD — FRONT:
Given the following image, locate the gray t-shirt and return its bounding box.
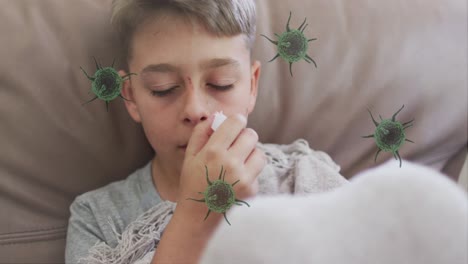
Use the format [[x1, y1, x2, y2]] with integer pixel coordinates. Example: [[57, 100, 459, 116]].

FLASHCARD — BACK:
[[65, 140, 347, 264], [65, 162, 160, 264]]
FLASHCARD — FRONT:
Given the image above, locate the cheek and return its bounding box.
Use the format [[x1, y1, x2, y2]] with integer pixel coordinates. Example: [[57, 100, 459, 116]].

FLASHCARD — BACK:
[[142, 115, 176, 152], [218, 84, 252, 113], [137, 98, 177, 144], [235, 78, 254, 101]]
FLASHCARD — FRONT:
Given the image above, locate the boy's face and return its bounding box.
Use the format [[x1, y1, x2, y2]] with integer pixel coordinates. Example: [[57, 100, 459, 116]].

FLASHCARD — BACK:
[[120, 13, 261, 171]]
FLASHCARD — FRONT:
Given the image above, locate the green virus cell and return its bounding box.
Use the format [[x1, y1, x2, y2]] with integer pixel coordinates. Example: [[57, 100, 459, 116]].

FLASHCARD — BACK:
[[362, 105, 415, 168], [186, 165, 250, 226], [80, 57, 136, 112], [260, 11, 317, 77]]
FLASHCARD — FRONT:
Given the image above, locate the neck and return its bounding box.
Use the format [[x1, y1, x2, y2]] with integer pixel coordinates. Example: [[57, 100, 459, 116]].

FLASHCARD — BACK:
[[151, 156, 181, 202]]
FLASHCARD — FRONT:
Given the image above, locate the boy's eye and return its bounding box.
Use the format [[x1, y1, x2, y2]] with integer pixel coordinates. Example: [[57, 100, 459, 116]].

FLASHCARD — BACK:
[[149, 83, 233, 96], [150, 86, 178, 97], [208, 83, 233, 91]]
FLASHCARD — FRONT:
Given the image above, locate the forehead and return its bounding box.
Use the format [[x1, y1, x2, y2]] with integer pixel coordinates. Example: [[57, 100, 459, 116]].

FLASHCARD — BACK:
[[129, 13, 251, 73]]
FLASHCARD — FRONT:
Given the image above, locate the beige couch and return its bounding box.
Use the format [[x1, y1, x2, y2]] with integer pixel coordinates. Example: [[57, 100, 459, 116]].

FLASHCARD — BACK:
[[0, 0, 466, 263]]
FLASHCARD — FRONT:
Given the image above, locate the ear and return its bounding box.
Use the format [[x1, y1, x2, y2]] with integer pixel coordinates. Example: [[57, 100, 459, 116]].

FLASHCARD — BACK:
[[119, 70, 142, 123], [247, 60, 261, 114]]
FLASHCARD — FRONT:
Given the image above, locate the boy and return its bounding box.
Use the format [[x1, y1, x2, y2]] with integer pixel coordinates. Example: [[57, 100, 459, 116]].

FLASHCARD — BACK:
[[65, 0, 347, 263]]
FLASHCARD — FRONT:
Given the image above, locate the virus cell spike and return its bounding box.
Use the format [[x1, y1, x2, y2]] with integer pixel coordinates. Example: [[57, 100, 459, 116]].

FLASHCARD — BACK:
[[366, 108, 380, 127], [223, 213, 231, 226], [118, 94, 130, 101], [374, 149, 382, 162], [82, 96, 98, 106], [187, 197, 206, 203], [203, 209, 211, 221], [396, 151, 402, 168], [93, 56, 101, 71], [305, 54, 317, 68], [218, 166, 223, 180], [122, 72, 137, 80], [392, 105, 405, 122], [363, 106, 415, 168], [222, 169, 227, 181], [261, 12, 317, 77], [286, 11, 292, 32], [80, 57, 137, 112], [205, 165, 213, 185], [80, 67, 95, 81], [231, 179, 240, 187], [403, 119, 415, 130], [402, 119, 414, 127], [268, 53, 280, 62], [403, 124, 414, 130], [186, 165, 249, 225], [298, 17, 307, 31], [403, 118, 414, 129], [235, 199, 250, 207], [260, 34, 278, 45]]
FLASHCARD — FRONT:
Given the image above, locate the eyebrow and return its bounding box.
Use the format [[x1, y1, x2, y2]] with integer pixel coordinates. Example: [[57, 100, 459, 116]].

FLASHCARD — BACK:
[[200, 58, 240, 70], [140, 58, 240, 74], [141, 63, 178, 74]]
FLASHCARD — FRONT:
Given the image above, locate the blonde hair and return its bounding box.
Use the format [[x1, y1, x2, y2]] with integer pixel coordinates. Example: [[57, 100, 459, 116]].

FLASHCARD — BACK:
[[111, 0, 257, 71]]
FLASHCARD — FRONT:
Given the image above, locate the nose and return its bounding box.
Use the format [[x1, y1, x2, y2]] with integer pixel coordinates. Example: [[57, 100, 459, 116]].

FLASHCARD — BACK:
[[182, 89, 209, 126]]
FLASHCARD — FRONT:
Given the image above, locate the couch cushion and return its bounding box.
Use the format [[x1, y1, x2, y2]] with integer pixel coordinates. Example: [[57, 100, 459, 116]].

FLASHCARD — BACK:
[[0, 0, 153, 262], [250, 0, 467, 177]]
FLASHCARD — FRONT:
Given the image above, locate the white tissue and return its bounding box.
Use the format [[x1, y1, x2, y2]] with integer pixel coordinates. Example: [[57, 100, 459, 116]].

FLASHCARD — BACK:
[[211, 111, 227, 131]]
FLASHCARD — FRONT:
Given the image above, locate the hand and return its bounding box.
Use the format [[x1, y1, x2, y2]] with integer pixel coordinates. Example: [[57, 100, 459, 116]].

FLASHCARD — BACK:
[[177, 114, 266, 221]]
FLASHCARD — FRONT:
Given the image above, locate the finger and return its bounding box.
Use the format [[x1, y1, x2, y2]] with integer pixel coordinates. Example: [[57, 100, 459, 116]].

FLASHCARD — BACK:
[[228, 128, 259, 163], [185, 115, 215, 157], [207, 114, 247, 150], [244, 147, 267, 180]]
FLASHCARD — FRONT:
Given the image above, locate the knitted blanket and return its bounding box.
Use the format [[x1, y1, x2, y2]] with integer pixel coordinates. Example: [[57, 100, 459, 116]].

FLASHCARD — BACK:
[[78, 139, 349, 264]]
